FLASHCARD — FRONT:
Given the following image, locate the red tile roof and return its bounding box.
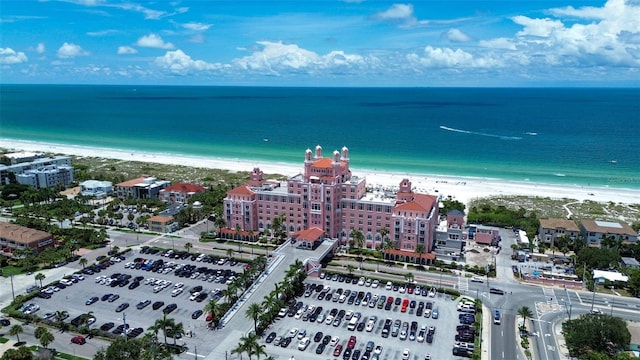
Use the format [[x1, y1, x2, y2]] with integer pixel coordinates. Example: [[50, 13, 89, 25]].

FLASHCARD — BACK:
[[227, 186, 255, 196], [394, 193, 437, 213], [312, 158, 346, 169], [292, 227, 325, 242], [148, 216, 173, 223], [116, 176, 150, 187], [163, 183, 206, 194]]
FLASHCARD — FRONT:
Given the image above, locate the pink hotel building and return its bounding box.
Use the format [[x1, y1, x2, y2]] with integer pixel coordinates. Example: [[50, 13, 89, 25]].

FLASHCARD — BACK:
[[223, 146, 439, 259]]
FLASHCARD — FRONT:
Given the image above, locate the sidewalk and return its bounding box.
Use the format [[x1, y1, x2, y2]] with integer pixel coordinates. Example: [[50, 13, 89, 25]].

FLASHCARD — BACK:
[[481, 304, 491, 360]]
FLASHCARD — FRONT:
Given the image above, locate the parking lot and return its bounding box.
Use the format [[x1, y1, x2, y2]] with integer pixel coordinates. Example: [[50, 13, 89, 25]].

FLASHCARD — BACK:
[[25, 246, 247, 351], [261, 273, 477, 360]]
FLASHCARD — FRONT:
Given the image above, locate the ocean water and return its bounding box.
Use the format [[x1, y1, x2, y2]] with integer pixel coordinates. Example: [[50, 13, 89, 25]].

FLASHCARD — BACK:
[[1, 84, 639, 189]]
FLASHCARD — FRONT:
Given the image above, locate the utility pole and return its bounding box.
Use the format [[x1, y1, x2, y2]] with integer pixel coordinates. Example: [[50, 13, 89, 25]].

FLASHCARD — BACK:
[[9, 271, 15, 302], [590, 288, 596, 312]]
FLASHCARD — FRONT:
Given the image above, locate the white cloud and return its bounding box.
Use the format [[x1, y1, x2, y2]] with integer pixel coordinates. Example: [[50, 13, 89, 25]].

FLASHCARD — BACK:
[[136, 34, 175, 49], [117, 46, 138, 55], [508, 0, 640, 67], [407, 46, 503, 68], [443, 28, 473, 43], [56, 42, 89, 58], [512, 16, 564, 37], [374, 3, 428, 28], [87, 29, 119, 36], [155, 49, 220, 74], [181, 22, 212, 31], [233, 41, 365, 75], [479, 38, 517, 50], [36, 43, 45, 54], [0, 48, 28, 64], [187, 34, 205, 43]]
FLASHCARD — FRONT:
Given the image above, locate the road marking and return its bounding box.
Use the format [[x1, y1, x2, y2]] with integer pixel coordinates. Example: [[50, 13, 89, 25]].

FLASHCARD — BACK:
[[575, 291, 582, 303], [185, 352, 206, 358], [546, 345, 556, 351]]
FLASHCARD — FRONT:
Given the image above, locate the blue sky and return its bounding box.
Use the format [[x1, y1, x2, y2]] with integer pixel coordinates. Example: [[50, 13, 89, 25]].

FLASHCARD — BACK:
[[1, 0, 639, 86]]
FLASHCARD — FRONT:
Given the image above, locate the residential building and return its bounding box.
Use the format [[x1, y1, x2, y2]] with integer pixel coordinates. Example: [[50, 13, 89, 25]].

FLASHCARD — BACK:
[[434, 210, 466, 261], [0, 222, 56, 255], [147, 215, 178, 233], [580, 219, 638, 248], [80, 180, 113, 199], [159, 183, 206, 204], [592, 269, 628, 284], [1, 151, 46, 165], [115, 176, 170, 200], [0, 155, 74, 188], [539, 218, 580, 247], [621, 257, 640, 269], [223, 146, 439, 261], [474, 225, 500, 245]]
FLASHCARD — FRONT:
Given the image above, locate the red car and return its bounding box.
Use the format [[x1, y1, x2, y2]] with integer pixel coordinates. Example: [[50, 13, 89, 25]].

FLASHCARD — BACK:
[[333, 344, 343, 356], [71, 336, 86, 345], [347, 335, 357, 349]]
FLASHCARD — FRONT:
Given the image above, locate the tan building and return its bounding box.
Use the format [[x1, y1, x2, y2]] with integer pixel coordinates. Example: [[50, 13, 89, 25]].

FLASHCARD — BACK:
[[580, 219, 638, 248], [539, 218, 580, 247], [0, 222, 55, 255], [147, 215, 177, 233]]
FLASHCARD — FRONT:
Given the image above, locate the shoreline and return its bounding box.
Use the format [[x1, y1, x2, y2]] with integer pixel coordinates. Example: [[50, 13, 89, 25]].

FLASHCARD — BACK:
[[2, 138, 639, 206]]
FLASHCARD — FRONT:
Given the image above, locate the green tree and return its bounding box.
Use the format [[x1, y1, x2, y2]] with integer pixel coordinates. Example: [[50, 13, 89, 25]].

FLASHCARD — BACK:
[[346, 264, 356, 276], [404, 272, 414, 283], [9, 324, 23, 343], [169, 321, 184, 345], [517, 306, 534, 331], [93, 335, 172, 360], [79, 257, 88, 269], [184, 242, 192, 254], [203, 298, 223, 328], [246, 302, 262, 334], [563, 313, 631, 357], [415, 244, 425, 265], [0, 346, 34, 360], [38, 329, 54, 349], [35, 273, 45, 288], [151, 313, 174, 344]]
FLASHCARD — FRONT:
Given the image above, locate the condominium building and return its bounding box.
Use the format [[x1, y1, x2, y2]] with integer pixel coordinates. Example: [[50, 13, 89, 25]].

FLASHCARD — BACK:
[[224, 146, 439, 258], [538, 218, 580, 247], [0, 155, 74, 189], [0, 222, 56, 255], [580, 219, 637, 248], [115, 176, 170, 200], [159, 183, 207, 204]]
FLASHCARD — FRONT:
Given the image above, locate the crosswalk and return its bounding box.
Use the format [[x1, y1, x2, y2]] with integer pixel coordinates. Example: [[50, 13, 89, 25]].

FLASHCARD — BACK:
[[458, 277, 469, 292]]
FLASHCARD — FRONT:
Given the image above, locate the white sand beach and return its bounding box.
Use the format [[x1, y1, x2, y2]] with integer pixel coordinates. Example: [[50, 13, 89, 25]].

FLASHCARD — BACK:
[[2, 138, 639, 206]]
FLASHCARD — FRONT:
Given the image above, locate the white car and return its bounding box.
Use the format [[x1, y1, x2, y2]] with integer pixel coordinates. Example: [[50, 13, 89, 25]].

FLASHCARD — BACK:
[[278, 308, 288, 318], [171, 288, 183, 297], [189, 292, 200, 301], [174, 282, 184, 288], [297, 329, 307, 339], [399, 286, 406, 293], [402, 348, 411, 360], [385, 281, 393, 290], [372, 279, 379, 288], [294, 309, 304, 319], [298, 337, 310, 350], [329, 336, 339, 347], [357, 277, 365, 286], [287, 328, 299, 339], [471, 276, 484, 283], [366, 319, 376, 332]]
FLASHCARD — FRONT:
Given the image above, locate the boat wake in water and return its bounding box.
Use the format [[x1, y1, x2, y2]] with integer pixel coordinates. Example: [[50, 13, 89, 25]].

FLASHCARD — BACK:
[[440, 125, 522, 140]]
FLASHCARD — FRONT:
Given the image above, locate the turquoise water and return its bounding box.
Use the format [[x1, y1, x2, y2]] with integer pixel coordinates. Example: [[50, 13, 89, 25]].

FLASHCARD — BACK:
[[1, 84, 638, 189]]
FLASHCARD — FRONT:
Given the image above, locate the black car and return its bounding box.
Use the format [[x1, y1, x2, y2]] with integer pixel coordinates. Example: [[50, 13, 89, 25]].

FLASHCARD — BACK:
[[127, 327, 144, 338], [313, 331, 323, 342], [265, 332, 277, 343], [112, 324, 129, 335], [152, 301, 165, 310], [352, 349, 361, 360], [316, 343, 326, 354], [192, 310, 203, 319], [128, 281, 140, 290], [108, 294, 120, 302], [342, 347, 352, 360], [100, 322, 115, 331], [190, 286, 203, 294], [86, 296, 99, 305], [136, 300, 152, 309], [356, 322, 366, 332], [280, 336, 292, 348], [394, 297, 402, 306], [322, 334, 331, 345], [490, 288, 505, 295], [0, 318, 10, 327], [116, 303, 130, 312], [101, 293, 113, 301], [36, 292, 52, 299], [163, 303, 177, 314]]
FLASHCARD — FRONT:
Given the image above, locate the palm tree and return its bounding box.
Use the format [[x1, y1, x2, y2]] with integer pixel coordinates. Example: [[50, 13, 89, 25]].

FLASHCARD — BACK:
[[517, 306, 534, 331], [35, 273, 46, 288], [346, 264, 356, 276], [415, 244, 425, 265], [246, 302, 262, 334], [79, 257, 88, 269], [204, 299, 223, 328], [153, 313, 174, 344], [39, 329, 54, 349], [262, 292, 282, 316], [170, 322, 184, 345], [9, 324, 23, 344], [404, 272, 414, 283], [226, 248, 234, 260], [233, 332, 264, 360], [382, 239, 394, 262], [184, 242, 192, 254]]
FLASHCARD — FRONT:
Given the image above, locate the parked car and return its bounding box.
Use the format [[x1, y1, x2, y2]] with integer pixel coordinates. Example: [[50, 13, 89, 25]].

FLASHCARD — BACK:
[[71, 336, 86, 345], [85, 296, 99, 305]]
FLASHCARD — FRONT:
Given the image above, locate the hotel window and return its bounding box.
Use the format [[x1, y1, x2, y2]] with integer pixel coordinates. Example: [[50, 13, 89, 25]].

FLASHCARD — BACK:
[[367, 204, 373, 211]]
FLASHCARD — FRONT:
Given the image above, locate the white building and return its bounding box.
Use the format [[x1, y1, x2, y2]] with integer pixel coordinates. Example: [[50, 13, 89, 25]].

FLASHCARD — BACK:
[[592, 269, 628, 284], [0, 155, 74, 188], [80, 180, 113, 199]]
